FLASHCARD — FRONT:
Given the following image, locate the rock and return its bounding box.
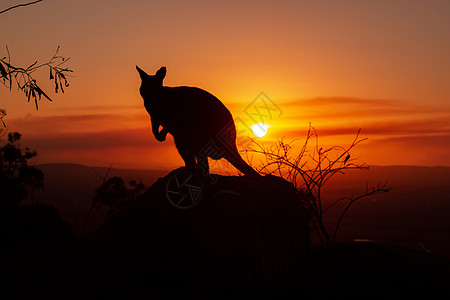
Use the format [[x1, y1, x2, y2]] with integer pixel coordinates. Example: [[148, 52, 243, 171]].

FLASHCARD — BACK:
[[0, 204, 78, 253], [306, 242, 450, 298], [0, 168, 310, 298], [1, 170, 450, 298], [78, 168, 311, 292]]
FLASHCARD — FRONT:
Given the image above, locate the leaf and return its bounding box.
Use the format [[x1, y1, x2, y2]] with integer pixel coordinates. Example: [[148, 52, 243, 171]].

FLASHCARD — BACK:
[[344, 154, 350, 164], [49, 68, 54, 80], [59, 78, 64, 93], [0, 62, 7, 78], [36, 86, 42, 101], [36, 86, 52, 101], [27, 87, 31, 102], [8, 68, 12, 91]]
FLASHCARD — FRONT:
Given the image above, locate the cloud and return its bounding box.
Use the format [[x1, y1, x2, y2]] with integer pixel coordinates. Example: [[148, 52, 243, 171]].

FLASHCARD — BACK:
[[283, 97, 393, 107], [252, 97, 450, 166], [284, 97, 449, 118], [7, 112, 149, 136], [18, 127, 181, 170], [5, 111, 180, 169], [4, 98, 450, 168], [274, 97, 450, 137], [357, 134, 450, 167], [23, 128, 156, 149], [282, 117, 450, 138], [53, 105, 142, 113]]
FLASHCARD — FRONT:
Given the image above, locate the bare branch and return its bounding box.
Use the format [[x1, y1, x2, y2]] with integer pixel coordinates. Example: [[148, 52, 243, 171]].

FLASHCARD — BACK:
[[332, 182, 390, 242], [244, 124, 390, 243], [1, 46, 73, 110], [0, 0, 43, 15], [83, 163, 114, 236]]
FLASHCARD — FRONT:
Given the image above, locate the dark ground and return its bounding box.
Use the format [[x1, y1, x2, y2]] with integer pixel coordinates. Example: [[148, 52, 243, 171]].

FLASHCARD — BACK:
[[2, 166, 448, 299]]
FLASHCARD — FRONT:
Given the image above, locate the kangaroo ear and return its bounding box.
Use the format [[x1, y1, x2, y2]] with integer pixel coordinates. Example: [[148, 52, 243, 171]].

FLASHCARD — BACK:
[[136, 66, 150, 79], [155, 66, 166, 80]]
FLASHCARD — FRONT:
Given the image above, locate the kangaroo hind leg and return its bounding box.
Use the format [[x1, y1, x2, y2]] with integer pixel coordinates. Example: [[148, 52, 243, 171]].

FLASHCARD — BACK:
[[177, 146, 196, 169], [196, 154, 210, 176]]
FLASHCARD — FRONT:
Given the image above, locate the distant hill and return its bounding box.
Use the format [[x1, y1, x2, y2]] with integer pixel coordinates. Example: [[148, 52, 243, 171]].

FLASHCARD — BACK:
[[21, 163, 167, 235], [23, 163, 450, 258], [2, 170, 448, 298], [314, 165, 450, 258]]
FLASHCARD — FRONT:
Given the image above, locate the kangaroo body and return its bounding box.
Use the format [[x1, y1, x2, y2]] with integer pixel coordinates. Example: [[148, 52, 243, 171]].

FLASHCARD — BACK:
[[137, 66, 259, 176]]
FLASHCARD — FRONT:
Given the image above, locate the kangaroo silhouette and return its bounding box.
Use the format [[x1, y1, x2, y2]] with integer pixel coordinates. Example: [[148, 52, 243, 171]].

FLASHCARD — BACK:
[[137, 66, 260, 176]]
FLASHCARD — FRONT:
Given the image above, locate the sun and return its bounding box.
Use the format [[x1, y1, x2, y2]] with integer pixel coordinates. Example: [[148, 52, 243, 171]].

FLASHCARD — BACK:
[[251, 122, 268, 137]]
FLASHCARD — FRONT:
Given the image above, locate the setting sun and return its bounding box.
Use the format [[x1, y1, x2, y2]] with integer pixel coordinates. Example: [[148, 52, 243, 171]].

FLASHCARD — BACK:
[[251, 122, 268, 137]]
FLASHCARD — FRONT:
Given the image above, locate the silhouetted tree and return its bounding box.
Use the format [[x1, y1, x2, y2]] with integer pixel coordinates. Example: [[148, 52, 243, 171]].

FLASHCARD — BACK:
[[246, 124, 389, 243], [92, 177, 147, 216], [83, 165, 147, 236], [0, 132, 44, 206]]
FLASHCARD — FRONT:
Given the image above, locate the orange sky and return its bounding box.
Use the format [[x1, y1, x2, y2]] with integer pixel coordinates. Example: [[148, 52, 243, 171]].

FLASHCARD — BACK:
[[1, 0, 450, 170]]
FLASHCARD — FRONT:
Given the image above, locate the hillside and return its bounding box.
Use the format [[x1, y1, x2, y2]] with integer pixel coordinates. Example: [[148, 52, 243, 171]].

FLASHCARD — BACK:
[[22, 163, 167, 234], [320, 165, 450, 258], [2, 169, 449, 298], [23, 164, 450, 258]]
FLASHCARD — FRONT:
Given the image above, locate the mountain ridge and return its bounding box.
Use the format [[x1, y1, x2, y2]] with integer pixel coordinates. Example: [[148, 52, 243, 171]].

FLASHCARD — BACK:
[[23, 163, 450, 258]]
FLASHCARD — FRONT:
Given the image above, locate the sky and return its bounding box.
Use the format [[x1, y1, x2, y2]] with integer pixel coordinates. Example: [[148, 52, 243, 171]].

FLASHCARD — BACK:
[[1, 0, 450, 170]]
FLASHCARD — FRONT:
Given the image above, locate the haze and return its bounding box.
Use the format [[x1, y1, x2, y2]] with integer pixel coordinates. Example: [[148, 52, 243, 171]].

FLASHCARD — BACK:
[[1, 0, 449, 169]]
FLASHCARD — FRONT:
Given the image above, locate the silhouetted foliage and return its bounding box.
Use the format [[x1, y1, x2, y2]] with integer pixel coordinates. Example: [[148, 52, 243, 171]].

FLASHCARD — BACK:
[[247, 124, 389, 243], [1, 1, 72, 120], [0, 132, 44, 205], [93, 177, 147, 216], [0, 46, 72, 110]]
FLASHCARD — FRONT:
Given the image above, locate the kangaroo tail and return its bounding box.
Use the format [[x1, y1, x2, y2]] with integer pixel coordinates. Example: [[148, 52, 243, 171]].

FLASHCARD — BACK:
[[227, 152, 260, 176]]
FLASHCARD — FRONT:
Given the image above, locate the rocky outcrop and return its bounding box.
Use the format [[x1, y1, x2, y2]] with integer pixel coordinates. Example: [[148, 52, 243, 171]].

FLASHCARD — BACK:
[[0, 204, 78, 253], [0, 169, 310, 298], [76, 169, 311, 294], [1, 169, 449, 298]]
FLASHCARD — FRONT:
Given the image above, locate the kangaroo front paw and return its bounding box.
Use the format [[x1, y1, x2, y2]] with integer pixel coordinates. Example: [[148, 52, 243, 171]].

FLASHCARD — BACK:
[[155, 132, 167, 142], [156, 135, 166, 142]]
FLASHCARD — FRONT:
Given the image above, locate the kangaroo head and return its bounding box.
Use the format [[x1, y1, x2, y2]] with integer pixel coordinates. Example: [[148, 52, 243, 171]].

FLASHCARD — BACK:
[[136, 66, 166, 100]]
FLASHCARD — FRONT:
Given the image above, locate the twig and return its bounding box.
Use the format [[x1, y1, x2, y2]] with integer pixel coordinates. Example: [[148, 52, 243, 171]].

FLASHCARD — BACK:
[[245, 124, 390, 243], [332, 182, 390, 242], [82, 163, 113, 236], [1, 45, 72, 109], [0, 0, 43, 15]]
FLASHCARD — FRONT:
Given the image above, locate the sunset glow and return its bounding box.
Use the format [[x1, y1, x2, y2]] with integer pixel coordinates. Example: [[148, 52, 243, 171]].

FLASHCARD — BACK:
[[1, 1, 449, 169]]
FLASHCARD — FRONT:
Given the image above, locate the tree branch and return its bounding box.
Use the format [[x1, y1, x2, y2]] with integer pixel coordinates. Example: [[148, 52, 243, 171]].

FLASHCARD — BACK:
[[0, 0, 43, 15], [1, 45, 73, 109], [245, 124, 390, 243]]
